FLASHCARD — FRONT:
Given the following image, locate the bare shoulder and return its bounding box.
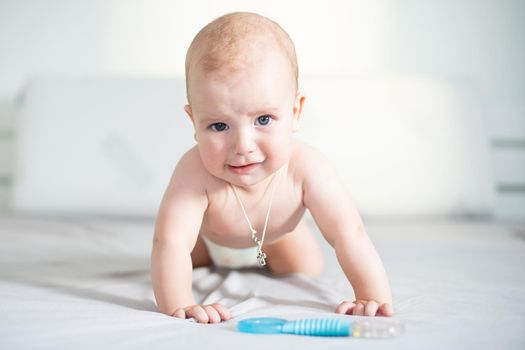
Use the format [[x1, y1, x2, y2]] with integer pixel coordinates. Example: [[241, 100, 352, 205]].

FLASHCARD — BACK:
[[156, 146, 209, 229], [289, 139, 336, 181], [165, 145, 211, 195], [289, 139, 345, 209], [174, 146, 203, 175], [173, 145, 216, 181]]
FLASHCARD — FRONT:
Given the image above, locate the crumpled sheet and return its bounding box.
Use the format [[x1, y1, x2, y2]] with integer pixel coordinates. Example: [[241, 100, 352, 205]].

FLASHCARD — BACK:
[[0, 214, 524, 349]]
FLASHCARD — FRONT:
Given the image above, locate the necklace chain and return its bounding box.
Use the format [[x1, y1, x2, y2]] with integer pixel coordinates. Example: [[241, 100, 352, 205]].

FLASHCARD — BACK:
[[230, 173, 278, 266]]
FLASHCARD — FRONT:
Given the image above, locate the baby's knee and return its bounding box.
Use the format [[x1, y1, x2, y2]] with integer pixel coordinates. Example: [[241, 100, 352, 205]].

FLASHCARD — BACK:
[[303, 256, 324, 277], [269, 254, 324, 277]]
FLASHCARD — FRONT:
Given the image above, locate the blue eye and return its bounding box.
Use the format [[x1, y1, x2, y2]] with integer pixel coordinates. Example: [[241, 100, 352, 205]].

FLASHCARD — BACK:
[[256, 115, 272, 126], [210, 122, 229, 132]]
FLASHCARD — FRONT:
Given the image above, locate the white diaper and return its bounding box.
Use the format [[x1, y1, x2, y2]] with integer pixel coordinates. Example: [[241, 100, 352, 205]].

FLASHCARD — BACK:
[[202, 237, 261, 269]]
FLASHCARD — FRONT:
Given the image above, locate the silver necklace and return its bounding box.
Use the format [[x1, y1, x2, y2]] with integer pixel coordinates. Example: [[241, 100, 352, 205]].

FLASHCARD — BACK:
[[230, 173, 278, 266]]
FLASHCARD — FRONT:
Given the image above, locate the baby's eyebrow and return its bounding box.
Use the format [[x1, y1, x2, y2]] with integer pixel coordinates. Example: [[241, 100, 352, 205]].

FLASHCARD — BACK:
[[197, 115, 230, 125], [250, 107, 279, 116], [198, 116, 217, 122]]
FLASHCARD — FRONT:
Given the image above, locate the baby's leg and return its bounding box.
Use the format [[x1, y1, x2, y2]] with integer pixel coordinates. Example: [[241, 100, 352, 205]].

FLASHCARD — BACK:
[[191, 235, 213, 268], [264, 220, 324, 277]]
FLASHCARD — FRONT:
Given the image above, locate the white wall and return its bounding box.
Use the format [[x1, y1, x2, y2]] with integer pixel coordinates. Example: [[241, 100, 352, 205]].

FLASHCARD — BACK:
[[0, 0, 524, 219], [385, 0, 525, 138]]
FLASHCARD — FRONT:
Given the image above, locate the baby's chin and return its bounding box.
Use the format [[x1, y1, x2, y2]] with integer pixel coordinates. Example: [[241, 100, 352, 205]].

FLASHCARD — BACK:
[[205, 167, 259, 186], [221, 170, 271, 188]]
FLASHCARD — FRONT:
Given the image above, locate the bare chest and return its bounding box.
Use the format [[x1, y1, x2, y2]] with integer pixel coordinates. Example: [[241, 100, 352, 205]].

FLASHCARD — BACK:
[[200, 180, 305, 248]]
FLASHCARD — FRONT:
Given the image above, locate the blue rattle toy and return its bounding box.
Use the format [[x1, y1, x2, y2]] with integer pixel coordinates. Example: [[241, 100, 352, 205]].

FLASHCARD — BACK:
[[237, 317, 403, 338]]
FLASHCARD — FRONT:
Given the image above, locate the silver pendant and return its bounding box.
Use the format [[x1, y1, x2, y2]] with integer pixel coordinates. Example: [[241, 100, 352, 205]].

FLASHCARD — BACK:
[[256, 247, 267, 266], [252, 229, 267, 266]]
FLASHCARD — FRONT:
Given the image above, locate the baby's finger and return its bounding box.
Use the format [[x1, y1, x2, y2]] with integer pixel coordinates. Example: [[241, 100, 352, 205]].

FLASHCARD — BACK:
[[335, 301, 354, 315], [352, 302, 365, 316], [186, 305, 209, 323], [364, 300, 379, 316], [378, 303, 394, 317], [203, 305, 221, 324], [173, 308, 186, 319], [212, 303, 231, 321]]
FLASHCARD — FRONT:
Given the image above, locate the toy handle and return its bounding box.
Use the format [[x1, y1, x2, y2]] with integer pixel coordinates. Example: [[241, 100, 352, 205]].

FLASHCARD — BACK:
[[281, 318, 351, 336]]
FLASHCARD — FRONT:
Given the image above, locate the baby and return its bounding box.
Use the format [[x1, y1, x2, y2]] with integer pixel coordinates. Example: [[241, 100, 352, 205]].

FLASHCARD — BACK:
[[152, 12, 393, 323]]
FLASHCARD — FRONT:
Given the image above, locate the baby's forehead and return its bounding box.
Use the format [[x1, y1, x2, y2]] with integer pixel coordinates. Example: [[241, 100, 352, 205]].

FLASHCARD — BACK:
[[200, 40, 288, 76], [190, 19, 290, 72]]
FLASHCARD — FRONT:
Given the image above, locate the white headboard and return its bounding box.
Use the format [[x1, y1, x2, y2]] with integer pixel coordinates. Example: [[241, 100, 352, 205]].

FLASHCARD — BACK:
[[13, 77, 194, 216], [299, 74, 494, 216]]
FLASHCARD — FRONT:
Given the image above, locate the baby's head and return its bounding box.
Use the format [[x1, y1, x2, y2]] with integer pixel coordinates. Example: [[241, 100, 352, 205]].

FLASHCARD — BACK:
[[184, 12, 305, 187], [185, 12, 298, 103]]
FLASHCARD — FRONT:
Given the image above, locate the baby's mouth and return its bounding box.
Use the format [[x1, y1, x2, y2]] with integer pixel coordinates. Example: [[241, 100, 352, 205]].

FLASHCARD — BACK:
[[227, 162, 261, 175]]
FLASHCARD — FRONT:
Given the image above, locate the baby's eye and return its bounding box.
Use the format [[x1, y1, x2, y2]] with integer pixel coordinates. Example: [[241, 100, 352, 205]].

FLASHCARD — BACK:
[[210, 122, 229, 132], [256, 115, 272, 126]]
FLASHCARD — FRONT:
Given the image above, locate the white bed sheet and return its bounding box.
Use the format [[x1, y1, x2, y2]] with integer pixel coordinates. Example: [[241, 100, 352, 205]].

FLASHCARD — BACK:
[[0, 214, 524, 349]]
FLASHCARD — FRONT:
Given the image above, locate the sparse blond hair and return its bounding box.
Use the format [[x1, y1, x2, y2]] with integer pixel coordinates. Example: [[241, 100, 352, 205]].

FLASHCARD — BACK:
[[185, 12, 298, 102]]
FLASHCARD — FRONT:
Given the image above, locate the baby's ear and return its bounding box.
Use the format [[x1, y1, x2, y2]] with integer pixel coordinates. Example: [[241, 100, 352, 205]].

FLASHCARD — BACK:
[[184, 104, 194, 122], [184, 105, 197, 141], [292, 92, 305, 132]]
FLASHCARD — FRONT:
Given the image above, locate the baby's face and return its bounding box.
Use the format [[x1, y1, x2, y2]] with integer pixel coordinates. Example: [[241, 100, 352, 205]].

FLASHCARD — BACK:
[[185, 50, 303, 188]]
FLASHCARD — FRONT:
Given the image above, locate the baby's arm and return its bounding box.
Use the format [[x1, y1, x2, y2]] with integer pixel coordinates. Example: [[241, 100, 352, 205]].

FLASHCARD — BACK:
[[151, 152, 230, 323], [301, 147, 393, 317]]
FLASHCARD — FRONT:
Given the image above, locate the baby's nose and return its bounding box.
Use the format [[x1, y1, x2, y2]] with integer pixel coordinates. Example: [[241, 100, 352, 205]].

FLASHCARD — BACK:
[[234, 129, 256, 155]]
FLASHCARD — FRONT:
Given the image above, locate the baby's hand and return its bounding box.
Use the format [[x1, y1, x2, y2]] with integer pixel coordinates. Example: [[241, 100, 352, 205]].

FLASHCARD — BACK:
[[335, 299, 393, 317], [173, 303, 231, 323]]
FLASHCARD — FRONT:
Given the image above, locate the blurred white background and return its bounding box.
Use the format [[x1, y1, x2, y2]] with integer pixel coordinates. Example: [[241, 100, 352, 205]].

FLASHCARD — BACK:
[[0, 0, 524, 221]]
